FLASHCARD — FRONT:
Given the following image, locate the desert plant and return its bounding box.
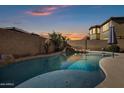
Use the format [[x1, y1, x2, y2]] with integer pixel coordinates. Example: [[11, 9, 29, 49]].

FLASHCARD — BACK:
[[48, 32, 69, 51], [105, 44, 120, 52], [60, 35, 69, 50]]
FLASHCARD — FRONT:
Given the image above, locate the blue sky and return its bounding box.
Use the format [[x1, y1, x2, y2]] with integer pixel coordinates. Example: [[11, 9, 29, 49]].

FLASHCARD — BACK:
[[0, 5, 124, 39]]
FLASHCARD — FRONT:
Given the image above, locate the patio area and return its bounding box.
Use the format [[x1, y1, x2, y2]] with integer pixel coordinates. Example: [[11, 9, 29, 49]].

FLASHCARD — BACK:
[[96, 53, 124, 88]]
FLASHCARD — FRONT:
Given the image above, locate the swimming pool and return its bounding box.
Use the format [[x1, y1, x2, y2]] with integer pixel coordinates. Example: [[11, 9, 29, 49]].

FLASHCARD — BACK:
[[0, 52, 110, 88]]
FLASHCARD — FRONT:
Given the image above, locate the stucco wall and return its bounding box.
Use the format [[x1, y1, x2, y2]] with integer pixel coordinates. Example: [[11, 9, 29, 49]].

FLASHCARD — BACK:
[[69, 39, 124, 51], [118, 39, 124, 50], [0, 28, 46, 56], [48, 42, 55, 53], [69, 40, 107, 50]]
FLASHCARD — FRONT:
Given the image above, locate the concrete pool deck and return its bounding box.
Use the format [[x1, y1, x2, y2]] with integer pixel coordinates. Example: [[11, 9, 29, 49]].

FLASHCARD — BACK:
[[97, 53, 124, 88]]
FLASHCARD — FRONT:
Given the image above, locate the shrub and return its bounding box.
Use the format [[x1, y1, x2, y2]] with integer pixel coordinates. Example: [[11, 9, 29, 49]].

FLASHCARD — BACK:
[[105, 45, 120, 52], [48, 32, 69, 52]]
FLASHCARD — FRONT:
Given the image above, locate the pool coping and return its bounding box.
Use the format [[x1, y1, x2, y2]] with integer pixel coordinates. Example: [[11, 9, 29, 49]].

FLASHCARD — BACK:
[[0, 50, 65, 68], [15, 50, 113, 62], [96, 57, 109, 88], [15, 50, 65, 62]]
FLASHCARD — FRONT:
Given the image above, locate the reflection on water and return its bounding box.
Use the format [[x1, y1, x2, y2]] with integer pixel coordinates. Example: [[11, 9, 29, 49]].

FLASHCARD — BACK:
[[0, 53, 106, 88], [68, 57, 100, 71]]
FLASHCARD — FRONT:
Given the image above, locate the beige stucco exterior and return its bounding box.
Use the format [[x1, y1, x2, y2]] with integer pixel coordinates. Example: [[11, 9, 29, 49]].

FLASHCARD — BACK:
[[100, 20, 124, 40], [89, 26, 100, 40], [89, 17, 124, 40], [112, 21, 124, 39]]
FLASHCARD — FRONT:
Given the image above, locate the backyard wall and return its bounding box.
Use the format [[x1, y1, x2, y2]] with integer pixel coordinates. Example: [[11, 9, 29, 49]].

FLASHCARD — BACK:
[[118, 39, 124, 50], [0, 28, 46, 56], [69, 39, 124, 51]]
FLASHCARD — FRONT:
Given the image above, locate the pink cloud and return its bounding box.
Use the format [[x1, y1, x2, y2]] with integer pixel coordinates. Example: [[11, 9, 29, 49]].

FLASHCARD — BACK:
[[26, 5, 70, 16], [26, 11, 53, 16], [43, 6, 57, 11]]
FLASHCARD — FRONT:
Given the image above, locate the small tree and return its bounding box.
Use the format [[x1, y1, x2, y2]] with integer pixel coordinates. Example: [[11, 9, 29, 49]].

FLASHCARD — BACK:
[[60, 35, 69, 50], [105, 45, 120, 52], [48, 32, 69, 51]]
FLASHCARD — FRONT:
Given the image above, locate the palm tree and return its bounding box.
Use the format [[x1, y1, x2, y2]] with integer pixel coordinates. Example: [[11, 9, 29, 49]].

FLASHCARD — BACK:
[[48, 32, 69, 51], [60, 35, 69, 49]]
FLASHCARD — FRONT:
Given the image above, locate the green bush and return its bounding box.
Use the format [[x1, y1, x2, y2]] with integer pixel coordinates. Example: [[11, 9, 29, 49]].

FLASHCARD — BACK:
[[49, 32, 69, 52], [105, 45, 120, 52]]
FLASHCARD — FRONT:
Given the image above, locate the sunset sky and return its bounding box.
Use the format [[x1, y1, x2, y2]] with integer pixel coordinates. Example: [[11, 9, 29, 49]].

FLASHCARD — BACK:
[[0, 5, 124, 40]]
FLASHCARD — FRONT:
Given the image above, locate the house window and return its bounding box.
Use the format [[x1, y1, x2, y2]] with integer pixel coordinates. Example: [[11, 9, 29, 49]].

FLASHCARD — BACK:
[[102, 23, 109, 32], [90, 29, 92, 35], [93, 28, 96, 34], [97, 28, 100, 33]]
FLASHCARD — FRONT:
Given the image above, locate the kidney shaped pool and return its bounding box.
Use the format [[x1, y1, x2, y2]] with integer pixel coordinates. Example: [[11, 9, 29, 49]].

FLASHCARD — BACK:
[[0, 52, 110, 88]]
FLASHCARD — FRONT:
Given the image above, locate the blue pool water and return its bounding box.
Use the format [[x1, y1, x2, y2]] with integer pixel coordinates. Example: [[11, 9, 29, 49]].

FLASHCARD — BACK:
[[0, 53, 110, 88]]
